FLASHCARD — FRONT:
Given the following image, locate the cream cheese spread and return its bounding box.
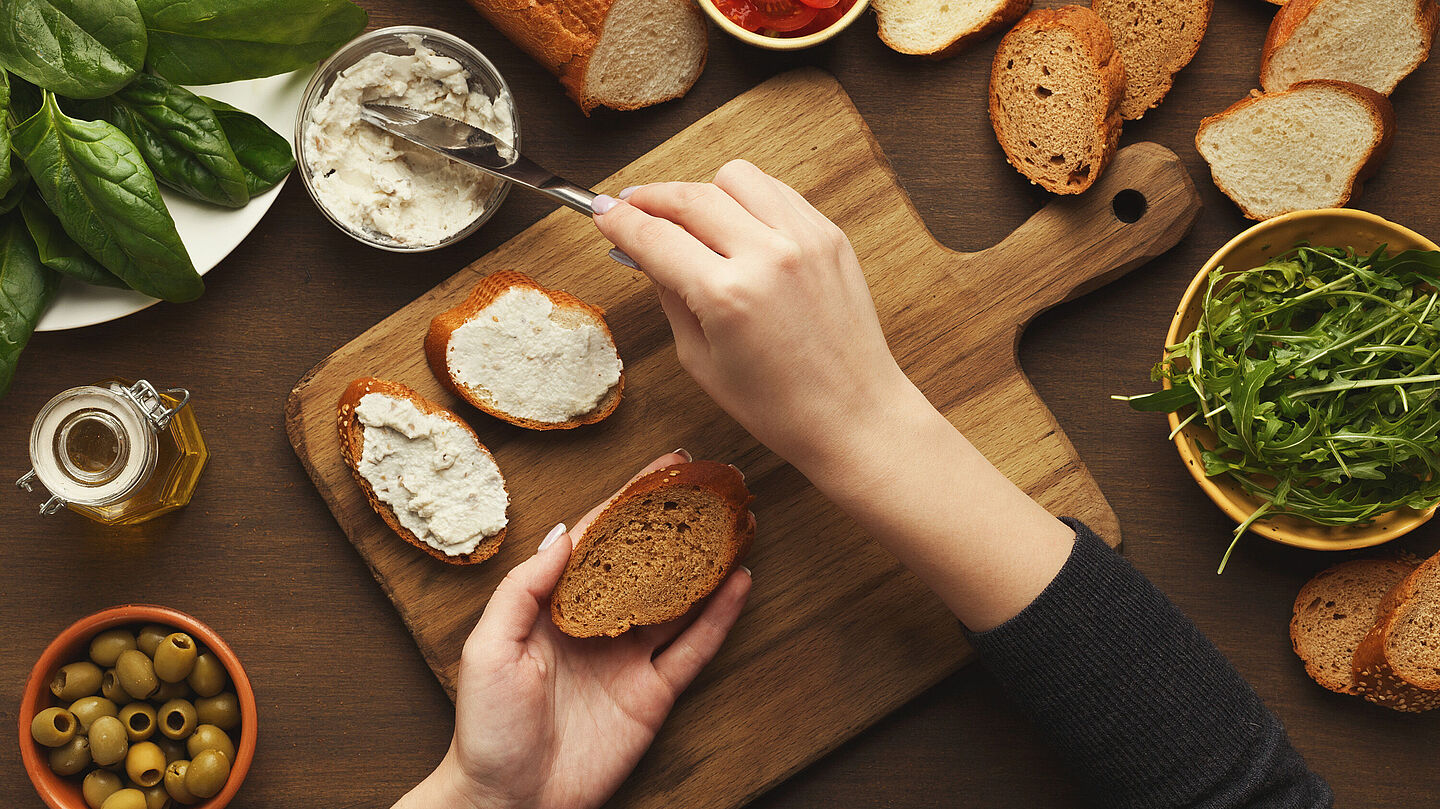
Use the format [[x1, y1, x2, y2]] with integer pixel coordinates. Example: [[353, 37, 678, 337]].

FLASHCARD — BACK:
[[355, 393, 508, 555], [447, 287, 624, 424], [305, 36, 514, 247]]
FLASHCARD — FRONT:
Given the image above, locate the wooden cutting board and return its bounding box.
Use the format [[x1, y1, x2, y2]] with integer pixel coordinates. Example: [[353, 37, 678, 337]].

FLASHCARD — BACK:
[[287, 69, 1199, 809]]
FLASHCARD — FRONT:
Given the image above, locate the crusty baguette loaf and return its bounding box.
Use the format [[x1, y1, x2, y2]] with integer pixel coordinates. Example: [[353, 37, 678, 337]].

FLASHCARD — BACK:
[[1260, 0, 1439, 95], [426, 270, 624, 431], [1291, 558, 1416, 695], [551, 461, 753, 638], [1092, 0, 1212, 120], [337, 377, 508, 566], [1194, 80, 1395, 221], [989, 5, 1125, 194], [460, 0, 707, 113], [1353, 550, 1440, 712], [874, 0, 1031, 58]]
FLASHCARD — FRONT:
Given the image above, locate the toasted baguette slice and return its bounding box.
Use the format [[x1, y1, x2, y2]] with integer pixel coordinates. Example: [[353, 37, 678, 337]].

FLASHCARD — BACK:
[[461, 0, 706, 113], [427, 271, 624, 431], [1092, 0, 1212, 120], [1354, 550, 1440, 712], [874, 0, 1031, 58], [1291, 558, 1416, 695], [989, 5, 1126, 194], [1261, 0, 1438, 95], [1194, 80, 1395, 221], [337, 378, 508, 565], [551, 461, 754, 638]]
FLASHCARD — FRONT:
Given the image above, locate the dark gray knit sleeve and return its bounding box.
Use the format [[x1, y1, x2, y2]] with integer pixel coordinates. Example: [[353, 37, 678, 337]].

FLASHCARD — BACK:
[[966, 519, 1332, 809]]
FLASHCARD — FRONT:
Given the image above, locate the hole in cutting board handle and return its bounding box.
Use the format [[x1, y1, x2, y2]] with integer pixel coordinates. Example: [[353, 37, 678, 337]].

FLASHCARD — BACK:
[[1112, 189, 1147, 223]]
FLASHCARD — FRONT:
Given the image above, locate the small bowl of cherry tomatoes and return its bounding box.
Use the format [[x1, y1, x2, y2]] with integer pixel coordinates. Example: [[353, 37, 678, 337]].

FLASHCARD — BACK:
[[702, 0, 870, 50]]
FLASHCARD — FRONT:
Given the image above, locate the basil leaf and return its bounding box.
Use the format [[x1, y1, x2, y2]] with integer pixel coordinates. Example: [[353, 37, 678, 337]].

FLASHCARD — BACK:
[[0, 211, 60, 396], [138, 0, 367, 85], [0, 72, 11, 192], [12, 92, 201, 302], [19, 192, 125, 287], [81, 74, 249, 208], [201, 97, 294, 195], [0, 0, 146, 99]]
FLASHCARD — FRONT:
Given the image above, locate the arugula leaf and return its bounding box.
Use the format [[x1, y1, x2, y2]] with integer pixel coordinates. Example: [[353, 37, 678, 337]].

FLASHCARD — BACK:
[[19, 192, 125, 287], [138, 0, 367, 85], [0, 0, 147, 99], [12, 92, 201, 302], [0, 211, 60, 396], [201, 97, 295, 196]]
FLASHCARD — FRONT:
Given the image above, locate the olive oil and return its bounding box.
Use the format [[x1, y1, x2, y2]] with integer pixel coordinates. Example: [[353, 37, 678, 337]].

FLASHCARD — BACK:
[[18, 379, 208, 525]]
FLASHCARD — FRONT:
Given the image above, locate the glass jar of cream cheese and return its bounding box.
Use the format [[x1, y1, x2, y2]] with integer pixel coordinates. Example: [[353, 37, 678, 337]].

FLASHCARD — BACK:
[[17, 379, 209, 524]]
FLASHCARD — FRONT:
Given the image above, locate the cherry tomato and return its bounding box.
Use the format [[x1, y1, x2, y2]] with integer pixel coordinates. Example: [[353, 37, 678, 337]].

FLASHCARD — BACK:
[[713, 0, 817, 33], [796, 0, 842, 8]]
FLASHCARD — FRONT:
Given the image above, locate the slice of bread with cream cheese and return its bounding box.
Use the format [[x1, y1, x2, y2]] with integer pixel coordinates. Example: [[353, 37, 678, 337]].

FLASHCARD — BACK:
[[426, 271, 624, 430], [338, 377, 508, 565]]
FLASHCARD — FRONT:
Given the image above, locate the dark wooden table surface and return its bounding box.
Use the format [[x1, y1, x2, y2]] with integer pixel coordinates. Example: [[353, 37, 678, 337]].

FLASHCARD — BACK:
[[4, 0, 1438, 806]]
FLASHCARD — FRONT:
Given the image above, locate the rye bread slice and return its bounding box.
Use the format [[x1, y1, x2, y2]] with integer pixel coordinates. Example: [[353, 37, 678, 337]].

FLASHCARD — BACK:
[[874, 0, 1031, 59], [551, 461, 754, 638], [1261, 0, 1439, 96], [1354, 550, 1440, 712], [337, 377, 508, 566], [1092, 0, 1212, 120], [1194, 80, 1395, 221], [989, 5, 1126, 194], [1291, 558, 1416, 695], [426, 270, 624, 431]]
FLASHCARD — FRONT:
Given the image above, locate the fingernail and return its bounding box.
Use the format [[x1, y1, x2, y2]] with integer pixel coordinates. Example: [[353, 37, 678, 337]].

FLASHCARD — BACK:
[[592, 194, 618, 215], [672, 447, 693, 461], [740, 565, 753, 577], [728, 463, 745, 480], [608, 248, 638, 270], [618, 185, 642, 200], [539, 523, 567, 551]]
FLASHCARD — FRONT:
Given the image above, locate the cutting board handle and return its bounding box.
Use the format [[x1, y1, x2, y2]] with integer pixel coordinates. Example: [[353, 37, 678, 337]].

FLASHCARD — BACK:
[[972, 142, 1202, 327]]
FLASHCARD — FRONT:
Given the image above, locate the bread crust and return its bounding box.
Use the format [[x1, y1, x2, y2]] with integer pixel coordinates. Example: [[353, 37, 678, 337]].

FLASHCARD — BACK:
[[876, 0, 1032, 59], [337, 377, 507, 566], [1091, 0, 1212, 120], [1290, 558, 1416, 695], [988, 5, 1126, 195], [1353, 552, 1440, 712], [1261, 0, 1440, 94], [426, 270, 625, 431], [1194, 80, 1396, 221], [550, 461, 754, 638]]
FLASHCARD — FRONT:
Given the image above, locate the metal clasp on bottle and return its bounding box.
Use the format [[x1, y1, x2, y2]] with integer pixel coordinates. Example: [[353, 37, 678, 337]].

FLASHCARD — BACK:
[[118, 380, 191, 431], [15, 470, 65, 515]]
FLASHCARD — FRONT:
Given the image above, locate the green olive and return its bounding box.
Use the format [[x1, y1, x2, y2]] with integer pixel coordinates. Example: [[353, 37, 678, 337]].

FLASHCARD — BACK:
[[30, 706, 78, 747], [100, 788, 147, 809], [83, 769, 124, 809], [116, 650, 159, 700], [135, 625, 169, 657], [51, 661, 104, 701], [157, 699, 198, 740], [70, 696, 119, 731], [153, 634, 197, 683], [152, 679, 190, 702], [194, 692, 240, 731], [125, 741, 167, 787], [184, 749, 230, 799], [163, 761, 198, 806], [47, 734, 92, 776], [154, 736, 187, 764], [184, 654, 227, 698], [184, 724, 235, 763], [140, 784, 171, 809], [89, 629, 139, 668], [100, 668, 135, 705], [89, 714, 130, 766], [118, 702, 157, 741]]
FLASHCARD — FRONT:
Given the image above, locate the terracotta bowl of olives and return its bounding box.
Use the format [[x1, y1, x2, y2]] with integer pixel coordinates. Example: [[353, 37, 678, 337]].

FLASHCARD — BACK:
[[18, 605, 257, 809]]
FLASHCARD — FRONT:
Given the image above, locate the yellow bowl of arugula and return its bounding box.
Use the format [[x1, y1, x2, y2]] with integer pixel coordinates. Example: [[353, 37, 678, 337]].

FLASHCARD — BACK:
[[1131, 209, 1440, 565]]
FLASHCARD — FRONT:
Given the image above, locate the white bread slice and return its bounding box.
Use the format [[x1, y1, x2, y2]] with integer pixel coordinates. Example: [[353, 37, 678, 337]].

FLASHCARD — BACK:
[[874, 0, 1031, 58], [426, 271, 624, 431], [989, 5, 1126, 194], [1092, 0, 1212, 120], [1354, 550, 1440, 712], [461, 0, 706, 113], [1194, 80, 1395, 221], [337, 378, 508, 565], [551, 461, 753, 638], [1291, 558, 1416, 695], [1261, 0, 1439, 95]]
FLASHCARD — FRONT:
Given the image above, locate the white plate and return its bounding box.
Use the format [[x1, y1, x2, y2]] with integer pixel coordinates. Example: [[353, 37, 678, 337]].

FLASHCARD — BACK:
[[35, 68, 313, 332]]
